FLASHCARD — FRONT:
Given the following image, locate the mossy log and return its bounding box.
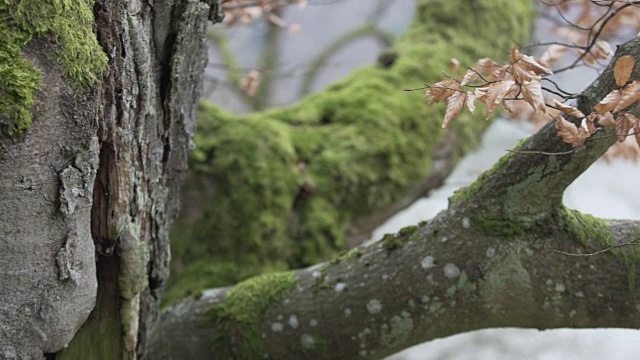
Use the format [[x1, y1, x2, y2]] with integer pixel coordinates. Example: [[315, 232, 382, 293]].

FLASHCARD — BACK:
[[166, 0, 535, 304]]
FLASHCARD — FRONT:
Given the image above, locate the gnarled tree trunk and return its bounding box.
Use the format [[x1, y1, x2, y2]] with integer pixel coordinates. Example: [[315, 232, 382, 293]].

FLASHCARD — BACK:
[[0, 0, 218, 358]]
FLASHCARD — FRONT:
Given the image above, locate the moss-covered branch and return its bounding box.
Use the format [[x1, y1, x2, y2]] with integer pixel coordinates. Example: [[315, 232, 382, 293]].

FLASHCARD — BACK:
[[166, 0, 535, 304], [149, 209, 640, 359], [149, 36, 640, 360]]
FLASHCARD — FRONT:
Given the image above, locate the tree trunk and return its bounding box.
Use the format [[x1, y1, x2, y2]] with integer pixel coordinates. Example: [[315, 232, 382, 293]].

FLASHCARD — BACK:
[[0, 0, 218, 358], [147, 38, 640, 360]]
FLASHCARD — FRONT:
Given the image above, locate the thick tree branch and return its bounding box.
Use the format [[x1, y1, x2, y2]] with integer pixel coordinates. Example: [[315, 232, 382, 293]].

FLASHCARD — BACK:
[[148, 210, 640, 359], [451, 37, 640, 220], [147, 37, 640, 360]]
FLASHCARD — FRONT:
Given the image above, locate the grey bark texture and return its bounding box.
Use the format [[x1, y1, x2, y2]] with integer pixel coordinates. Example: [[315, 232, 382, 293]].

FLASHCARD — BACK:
[[147, 38, 640, 360], [0, 40, 101, 359], [0, 0, 217, 359]]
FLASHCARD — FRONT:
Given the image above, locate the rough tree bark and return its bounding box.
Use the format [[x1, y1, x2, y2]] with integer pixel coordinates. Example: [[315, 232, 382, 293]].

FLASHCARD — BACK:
[[0, 1, 220, 359], [147, 38, 640, 359]]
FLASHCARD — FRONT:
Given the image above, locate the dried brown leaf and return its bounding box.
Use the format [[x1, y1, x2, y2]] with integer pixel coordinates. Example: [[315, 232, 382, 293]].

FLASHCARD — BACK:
[[450, 58, 460, 74], [613, 81, 640, 113], [513, 66, 541, 83], [473, 58, 500, 77], [581, 118, 597, 135], [460, 70, 478, 86], [502, 99, 517, 114], [510, 45, 553, 76], [614, 55, 635, 86], [634, 117, 640, 150], [553, 99, 585, 118], [594, 89, 621, 114], [593, 40, 613, 60], [596, 112, 616, 127], [485, 80, 516, 119], [555, 115, 586, 147], [521, 80, 546, 113], [424, 80, 460, 105], [465, 92, 476, 114], [616, 113, 633, 142], [442, 91, 467, 128], [240, 69, 261, 96], [474, 86, 488, 103]]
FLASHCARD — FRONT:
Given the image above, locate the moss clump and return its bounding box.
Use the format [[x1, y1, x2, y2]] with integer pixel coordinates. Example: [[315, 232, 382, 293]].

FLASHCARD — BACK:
[[560, 207, 640, 288], [381, 233, 402, 252], [398, 225, 418, 237], [208, 272, 296, 359], [0, 0, 107, 136], [168, 0, 535, 302], [561, 207, 613, 248], [381, 226, 419, 252]]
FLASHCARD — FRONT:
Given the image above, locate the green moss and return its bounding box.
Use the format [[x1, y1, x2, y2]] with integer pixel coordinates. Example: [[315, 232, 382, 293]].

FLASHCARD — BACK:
[[55, 313, 122, 360], [561, 208, 639, 288], [0, 0, 107, 136], [56, 258, 123, 360], [207, 272, 296, 359], [314, 247, 364, 287], [399, 225, 418, 237], [383, 233, 404, 252], [224, 272, 296, 322], [474, 217, 525, 237], [561, 207, 613, 248], [169, 0, 535, 302], [382, 226, 419, 252]]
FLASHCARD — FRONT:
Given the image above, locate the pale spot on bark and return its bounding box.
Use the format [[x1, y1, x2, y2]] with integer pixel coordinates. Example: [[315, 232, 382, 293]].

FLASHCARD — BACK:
[[421, 255, 435, 269], [271, 322, 284, 332], [288, 315, 299, 329], [444, 263, 460, 278], [367, 299, 382, 314], [301, 334, 315, 349], [486, 247, 496, 258]]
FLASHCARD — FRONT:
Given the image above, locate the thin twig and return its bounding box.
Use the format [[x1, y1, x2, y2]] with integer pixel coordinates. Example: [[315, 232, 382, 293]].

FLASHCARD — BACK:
[[506, 148, 579, 156], [553, 238, 639, 257]]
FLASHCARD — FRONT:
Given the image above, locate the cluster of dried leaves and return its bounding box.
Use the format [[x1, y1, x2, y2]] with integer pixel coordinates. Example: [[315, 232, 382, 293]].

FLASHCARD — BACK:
[[424, 47, 639, 150], [424, 0, 640, 159], [555, 55, 639, 148]]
